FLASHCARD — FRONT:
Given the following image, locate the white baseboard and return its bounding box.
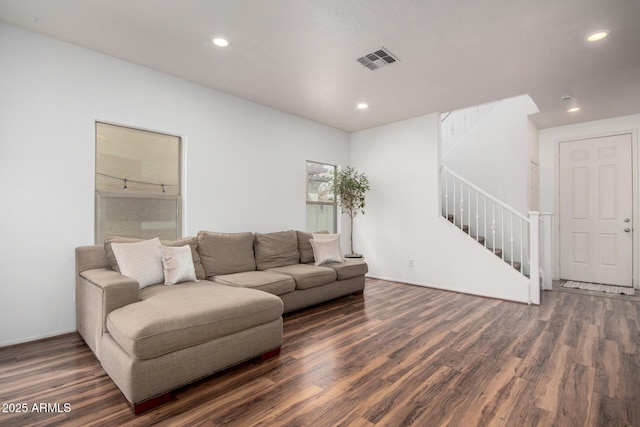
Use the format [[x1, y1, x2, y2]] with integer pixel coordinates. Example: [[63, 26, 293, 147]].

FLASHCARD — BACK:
[[1, 328, 76, 348]]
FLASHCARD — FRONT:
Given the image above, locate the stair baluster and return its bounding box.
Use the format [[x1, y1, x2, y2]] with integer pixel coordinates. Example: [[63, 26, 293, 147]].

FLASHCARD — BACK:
[[444, 172, 449, 220], [453, 175, 457, 228], [509, 212, 514, 269], [475, 194, 480, 243], [468, 185, 471, 236], [459, 193, 464, 232], [501, 208, 505, 262], [491, 204, 496, 257]]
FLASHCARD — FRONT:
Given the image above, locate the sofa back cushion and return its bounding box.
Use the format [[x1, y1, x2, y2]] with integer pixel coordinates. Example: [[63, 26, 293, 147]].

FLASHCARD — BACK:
[[254, 230, 300, 270], [296, 230, 328, 263], [197, 231, 256, 277], [104, 236, 206, 280]]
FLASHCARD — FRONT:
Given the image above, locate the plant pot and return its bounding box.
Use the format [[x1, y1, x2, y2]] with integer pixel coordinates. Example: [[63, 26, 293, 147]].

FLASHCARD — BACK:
[[345, 253, 363, 259]]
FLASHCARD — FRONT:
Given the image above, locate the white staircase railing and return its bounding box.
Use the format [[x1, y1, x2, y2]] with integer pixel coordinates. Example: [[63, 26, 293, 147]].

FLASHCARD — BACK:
[[441, 165, 553, 304]]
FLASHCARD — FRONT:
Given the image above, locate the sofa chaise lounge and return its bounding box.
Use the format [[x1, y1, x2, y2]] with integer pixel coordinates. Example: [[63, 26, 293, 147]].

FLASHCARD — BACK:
[[75, 230, 367, 413]]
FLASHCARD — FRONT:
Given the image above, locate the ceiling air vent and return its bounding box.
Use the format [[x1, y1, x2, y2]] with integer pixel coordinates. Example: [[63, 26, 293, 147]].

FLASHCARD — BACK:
[[356, 48, 399, 71]]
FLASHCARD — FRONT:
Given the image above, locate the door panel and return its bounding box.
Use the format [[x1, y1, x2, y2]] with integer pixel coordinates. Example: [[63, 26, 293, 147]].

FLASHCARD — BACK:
[[559, 134, 633, 287], [571, 167, 589, 219]]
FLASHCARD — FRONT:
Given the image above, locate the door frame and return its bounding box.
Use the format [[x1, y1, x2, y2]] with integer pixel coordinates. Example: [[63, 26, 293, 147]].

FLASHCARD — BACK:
[[554, 129, 639, 289]]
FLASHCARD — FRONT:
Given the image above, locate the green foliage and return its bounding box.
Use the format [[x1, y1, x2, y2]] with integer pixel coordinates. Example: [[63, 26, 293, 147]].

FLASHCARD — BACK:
[[332, 166, 370, 220]]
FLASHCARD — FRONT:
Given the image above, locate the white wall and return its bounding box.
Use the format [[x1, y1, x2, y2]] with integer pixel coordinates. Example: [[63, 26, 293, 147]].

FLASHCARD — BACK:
[[0, 24, 351, 346], [528, 117, 540, 164], [539, 113, 640, 285], [350, 115, 533, 304], [528, 118, 540, 211], [442, 95, 539, 214]]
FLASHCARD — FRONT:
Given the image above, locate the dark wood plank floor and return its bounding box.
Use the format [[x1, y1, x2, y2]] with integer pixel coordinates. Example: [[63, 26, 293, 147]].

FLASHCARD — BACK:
[[1, 278, 638, 426]]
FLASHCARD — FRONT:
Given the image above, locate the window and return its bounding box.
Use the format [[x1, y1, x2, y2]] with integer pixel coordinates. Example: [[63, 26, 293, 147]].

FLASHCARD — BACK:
[[95, 122, 181, 243], [306, 161, 336, 233]]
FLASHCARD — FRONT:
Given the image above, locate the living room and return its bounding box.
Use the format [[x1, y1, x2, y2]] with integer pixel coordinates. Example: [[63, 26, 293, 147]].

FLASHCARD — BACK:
[[1, 1, 640, 425]]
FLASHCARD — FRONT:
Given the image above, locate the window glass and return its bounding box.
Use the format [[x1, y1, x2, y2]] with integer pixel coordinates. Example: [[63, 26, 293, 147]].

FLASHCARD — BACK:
[[95, 123, 181, 243], [306, 161, 336, 232]]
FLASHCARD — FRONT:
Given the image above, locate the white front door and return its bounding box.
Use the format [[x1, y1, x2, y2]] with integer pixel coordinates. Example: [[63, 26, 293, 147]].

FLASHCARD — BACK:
[[559, 133, 633, 287]]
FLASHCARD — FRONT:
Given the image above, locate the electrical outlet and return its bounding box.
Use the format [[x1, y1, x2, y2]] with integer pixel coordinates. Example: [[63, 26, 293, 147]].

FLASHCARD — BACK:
[[408, 259, 414, 267]]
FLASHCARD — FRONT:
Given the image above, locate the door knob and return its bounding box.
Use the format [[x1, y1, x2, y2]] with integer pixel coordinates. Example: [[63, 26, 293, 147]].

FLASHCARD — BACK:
[[624, 218, 631, 223], [624, 227, 631, 233]]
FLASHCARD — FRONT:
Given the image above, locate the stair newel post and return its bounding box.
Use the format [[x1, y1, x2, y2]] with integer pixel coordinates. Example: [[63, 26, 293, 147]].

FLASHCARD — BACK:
[[541, 213, 554, 290], [528, 211, 541, 305]]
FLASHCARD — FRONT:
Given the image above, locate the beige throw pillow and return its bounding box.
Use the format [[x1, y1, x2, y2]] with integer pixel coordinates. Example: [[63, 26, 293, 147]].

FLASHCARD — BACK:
[[111, 237, 164, 289], [160, 245, 198, 285], [310, 235, 344, 266], [312, 233, 345, 261]]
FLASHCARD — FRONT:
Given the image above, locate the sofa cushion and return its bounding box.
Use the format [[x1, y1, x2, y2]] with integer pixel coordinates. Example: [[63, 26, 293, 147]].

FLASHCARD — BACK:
[[254, 230, 300, 270], [213, 271, 295, 296], [267, 264, 337, 290], [105, 236, 206, 280], [325, 259, 369, 280], [197, 231, 256, 277], [297, 230, 328, 263], [107, 282, 283, 360]]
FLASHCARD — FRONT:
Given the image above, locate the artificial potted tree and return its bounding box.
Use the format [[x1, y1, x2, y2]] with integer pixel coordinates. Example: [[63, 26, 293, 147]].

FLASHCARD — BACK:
[[332, 166, 370, 258]]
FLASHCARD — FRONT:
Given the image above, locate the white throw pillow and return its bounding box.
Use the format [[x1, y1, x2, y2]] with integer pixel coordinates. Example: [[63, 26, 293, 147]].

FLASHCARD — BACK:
[[310, 235, 344, 266], [312, 233, 345, 262], [160, 245, 198, 285], [111, 237, 164, 289]]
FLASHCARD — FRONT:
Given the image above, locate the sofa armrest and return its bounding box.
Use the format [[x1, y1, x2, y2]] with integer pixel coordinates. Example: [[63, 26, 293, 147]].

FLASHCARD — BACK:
[[76, 268, 139, 358]]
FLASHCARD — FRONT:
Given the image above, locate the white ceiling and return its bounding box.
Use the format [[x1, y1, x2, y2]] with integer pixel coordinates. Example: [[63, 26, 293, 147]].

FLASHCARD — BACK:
[[1, 0, 639, 132]]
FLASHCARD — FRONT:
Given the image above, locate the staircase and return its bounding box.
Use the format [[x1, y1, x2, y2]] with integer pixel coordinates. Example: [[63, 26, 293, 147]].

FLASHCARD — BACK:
[[442, 165, 526, 272], [441, 165, 553, 303], [439, 99, 552, 303]]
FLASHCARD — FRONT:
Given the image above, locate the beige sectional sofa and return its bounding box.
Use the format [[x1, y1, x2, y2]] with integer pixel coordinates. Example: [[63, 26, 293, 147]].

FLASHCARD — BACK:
[[75, 230, 367, 413]]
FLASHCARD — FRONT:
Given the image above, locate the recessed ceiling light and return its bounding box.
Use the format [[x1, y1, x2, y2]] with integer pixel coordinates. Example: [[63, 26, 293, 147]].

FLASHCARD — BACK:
[[567, 107, 581, 113], [212, 37, 229, 47], [357, 103, 368, 110], [587, 30, 609, 42]]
